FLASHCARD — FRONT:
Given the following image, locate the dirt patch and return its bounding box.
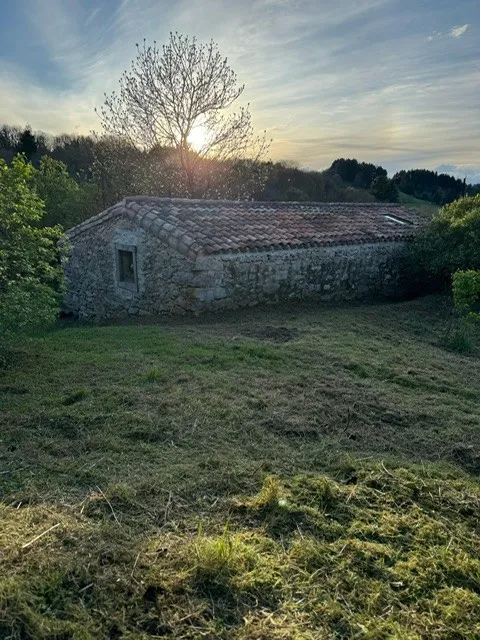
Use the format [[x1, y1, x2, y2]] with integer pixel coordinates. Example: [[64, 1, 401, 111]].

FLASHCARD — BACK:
[[241, 325, 300, 343]]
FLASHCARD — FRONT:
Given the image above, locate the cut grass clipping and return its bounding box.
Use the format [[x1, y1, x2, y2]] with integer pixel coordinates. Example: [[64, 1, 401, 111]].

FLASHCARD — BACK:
[[1, 461, 479, 639]]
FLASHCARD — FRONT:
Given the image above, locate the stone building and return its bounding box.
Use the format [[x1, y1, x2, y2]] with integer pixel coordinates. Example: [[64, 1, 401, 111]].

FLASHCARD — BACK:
[[64, 197, 422, 319]]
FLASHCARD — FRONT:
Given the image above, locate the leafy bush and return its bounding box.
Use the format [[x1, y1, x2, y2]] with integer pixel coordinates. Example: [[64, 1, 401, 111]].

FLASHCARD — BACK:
[[0, 155, 65, 340], [35, 155, 101, 229], [411, 195, 480, 288], [0, 282, 60, 336], [452, 270, 480, 321]]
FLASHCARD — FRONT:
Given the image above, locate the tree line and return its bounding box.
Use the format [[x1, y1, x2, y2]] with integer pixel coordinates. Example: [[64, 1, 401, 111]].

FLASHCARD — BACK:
[[325, 158, 479, 205], [1, 126, 479, 231], [393, 169, 471, 205], [0, 125, 380, 230]]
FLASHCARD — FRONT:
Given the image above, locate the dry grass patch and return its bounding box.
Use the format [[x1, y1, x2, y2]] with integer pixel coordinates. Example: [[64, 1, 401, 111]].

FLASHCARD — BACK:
[[1, 463, 479, 638]]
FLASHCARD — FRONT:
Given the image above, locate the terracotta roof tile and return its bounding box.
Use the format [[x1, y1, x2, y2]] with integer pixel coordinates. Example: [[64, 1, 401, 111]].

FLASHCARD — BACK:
[[67, 197, 425, 261]]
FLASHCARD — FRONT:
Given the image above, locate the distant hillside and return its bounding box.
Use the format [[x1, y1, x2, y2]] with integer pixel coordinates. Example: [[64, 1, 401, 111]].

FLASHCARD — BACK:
[[398, 191, 439, 217], [393, 168, 465, 206], [325, 159, 470, 212]]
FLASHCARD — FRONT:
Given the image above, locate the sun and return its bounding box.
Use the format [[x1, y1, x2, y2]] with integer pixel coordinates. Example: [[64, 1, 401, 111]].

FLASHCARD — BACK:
[[187, 124, 208, 152]]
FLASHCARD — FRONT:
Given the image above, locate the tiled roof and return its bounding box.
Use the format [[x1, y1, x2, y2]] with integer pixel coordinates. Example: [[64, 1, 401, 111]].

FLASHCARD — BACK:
[[68, 197, 424, 261]]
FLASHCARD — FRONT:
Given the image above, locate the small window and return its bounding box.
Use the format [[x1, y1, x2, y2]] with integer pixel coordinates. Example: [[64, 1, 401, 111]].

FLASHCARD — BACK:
[[118, 250, 135, 283], [115, 244, 138, 291]]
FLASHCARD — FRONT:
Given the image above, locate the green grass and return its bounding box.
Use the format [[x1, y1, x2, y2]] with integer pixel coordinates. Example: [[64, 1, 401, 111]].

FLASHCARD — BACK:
[[398, 191, 440, 217], [1, 295, 479, 638]]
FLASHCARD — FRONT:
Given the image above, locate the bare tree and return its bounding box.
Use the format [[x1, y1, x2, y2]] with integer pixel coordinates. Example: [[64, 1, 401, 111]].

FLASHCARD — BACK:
[[97, 33, 269, 197]]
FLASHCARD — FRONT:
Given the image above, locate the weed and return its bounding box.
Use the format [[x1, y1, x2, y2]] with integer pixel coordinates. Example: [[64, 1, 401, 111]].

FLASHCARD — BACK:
[[141, 366, 165, 383], [247, 475, 287, 510], [188, 528, 253, 592], [441, 326, 473, 354]]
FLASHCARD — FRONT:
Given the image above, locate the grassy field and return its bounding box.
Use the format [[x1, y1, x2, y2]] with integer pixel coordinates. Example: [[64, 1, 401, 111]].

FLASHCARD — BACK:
[[398, 191, 440, 218], [1, 295, 479, 639]]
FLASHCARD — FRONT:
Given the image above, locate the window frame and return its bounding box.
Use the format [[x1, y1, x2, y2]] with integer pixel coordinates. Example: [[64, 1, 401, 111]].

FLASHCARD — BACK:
[[115, 243, 138, 292]]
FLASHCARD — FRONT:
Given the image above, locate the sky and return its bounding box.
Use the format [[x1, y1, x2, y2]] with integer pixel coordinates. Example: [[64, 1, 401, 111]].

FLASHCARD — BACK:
[[0, 0, 479, 179]]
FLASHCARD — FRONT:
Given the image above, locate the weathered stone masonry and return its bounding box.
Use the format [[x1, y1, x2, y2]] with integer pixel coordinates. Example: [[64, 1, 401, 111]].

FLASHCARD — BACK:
[[191, 243, 409, 311], [64, 198, 422, 320], [64, 217, 194, 319]]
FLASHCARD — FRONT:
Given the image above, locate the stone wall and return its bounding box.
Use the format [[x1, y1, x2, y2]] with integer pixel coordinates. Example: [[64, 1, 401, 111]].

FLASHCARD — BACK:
[[64, 217, 411, 319], [189, 242, 410, 312], [64, 216, 195, 319]]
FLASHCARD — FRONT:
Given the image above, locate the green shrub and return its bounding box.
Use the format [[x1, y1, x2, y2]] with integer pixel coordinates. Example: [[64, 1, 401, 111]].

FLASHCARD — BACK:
[[34, 155, 101, 229], [412, 195, 480, 288], [0, 155, 65, 341], [452, 270, 480, 321], [281, 186, 309, 201], [0, 281, 60, 335]]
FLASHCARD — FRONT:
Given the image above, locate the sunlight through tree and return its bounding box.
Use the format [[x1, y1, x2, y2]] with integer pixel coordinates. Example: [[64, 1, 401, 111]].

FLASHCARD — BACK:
[[97, 33, 269, 197]]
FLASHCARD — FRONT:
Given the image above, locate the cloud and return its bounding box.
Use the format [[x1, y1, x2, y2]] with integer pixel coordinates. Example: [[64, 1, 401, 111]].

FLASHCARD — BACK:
[[427, 24, 470, 42], [0, 0, 479, 174], [0, 62, 98, 133], [449, 24, 470, 38]]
